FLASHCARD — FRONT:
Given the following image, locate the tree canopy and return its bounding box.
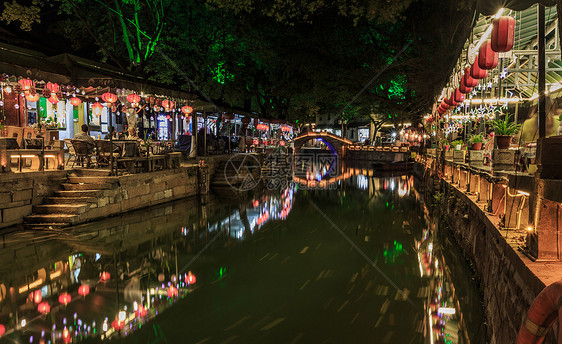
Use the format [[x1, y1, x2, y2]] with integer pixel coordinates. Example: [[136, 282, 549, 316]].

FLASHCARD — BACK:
[[1, 0, 476, 124]]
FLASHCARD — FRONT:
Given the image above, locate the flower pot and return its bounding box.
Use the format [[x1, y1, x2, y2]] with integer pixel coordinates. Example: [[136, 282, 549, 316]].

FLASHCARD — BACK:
[[455, 144, 462, 151], [470, 142, 482, 150], [444, 145, 450, 151], [496, 135, 511, 149]]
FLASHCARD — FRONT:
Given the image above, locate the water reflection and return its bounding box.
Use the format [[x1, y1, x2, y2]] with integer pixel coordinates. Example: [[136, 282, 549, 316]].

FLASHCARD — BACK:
[[0, 164, 482, 344]]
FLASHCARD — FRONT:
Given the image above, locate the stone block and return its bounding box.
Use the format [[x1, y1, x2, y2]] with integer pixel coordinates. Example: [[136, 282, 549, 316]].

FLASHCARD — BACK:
[[444, 150, 453, 161], [0, 192, 11, 205], [493, 149, 515, 171], [453, 151, 465, 163], [172, 185, 187, 198], [468, 150, 485, 167], [12, 189, 32, 202], [2, 204, 32, 223]]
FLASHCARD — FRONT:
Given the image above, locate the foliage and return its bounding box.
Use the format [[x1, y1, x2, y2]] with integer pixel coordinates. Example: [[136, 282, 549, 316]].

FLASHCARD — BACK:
[[440, 138, 449, 145], [451, 139, 463, 147], [1, 0, 41, 31], [468, 134, 483, 144], [492, 114, 521, 136]]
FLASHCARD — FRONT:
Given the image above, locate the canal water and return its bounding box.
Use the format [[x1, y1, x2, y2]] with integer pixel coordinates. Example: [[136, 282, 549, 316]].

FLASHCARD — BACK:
[[0, 159, 485, 344]]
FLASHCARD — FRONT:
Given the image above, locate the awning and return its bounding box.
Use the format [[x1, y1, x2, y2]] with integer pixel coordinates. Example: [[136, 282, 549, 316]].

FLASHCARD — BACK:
[[477, 0, 555, 15]]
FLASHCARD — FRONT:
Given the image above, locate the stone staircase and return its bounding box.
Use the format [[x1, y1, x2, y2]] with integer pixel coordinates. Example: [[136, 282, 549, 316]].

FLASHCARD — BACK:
[[25, 169, 116, 229]]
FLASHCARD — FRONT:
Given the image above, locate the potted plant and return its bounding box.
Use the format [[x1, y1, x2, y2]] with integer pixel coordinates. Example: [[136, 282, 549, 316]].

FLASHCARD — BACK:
[[492, 114, 521, 149], [440, 138, 450, 151], [451, 140, 464, 151], [468, 134, 484, 150]]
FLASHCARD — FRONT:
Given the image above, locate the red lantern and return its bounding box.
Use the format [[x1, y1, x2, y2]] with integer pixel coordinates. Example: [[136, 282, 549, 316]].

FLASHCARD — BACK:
[[78, 285, 90, 297], [46, 82, 59, 94], [181, 105, 193, 114], [185, 271, 196, 285], [102, 92, 118, 103], [126, 93, 141, 105], [58, 292, 71, 306], [462, 68, 479, 88], [63, 327, 71, 343], [92, 102, 103, 116], [478, 40, 498, 70], [166, 286, 178, 298], [48, 95, 59, 104], [491, 16, 515, 52], [444, 97, 453, 106], [437, 107, 445, 115], [454, 89, 465, 103], [70, 97, 82, 106], [166, 114, 171, 120], [100, 271, 110, 282], [470, 60, 488, 79], [162, 100, 174, 110], [440, 102, 450, 110], [18, 78, 34, 91], [38, 301, 51, 315], [33, 290, 42, 304], [0, 324, 4, 337], [459, 82, 472, 94], [25, 93, 40, 102]]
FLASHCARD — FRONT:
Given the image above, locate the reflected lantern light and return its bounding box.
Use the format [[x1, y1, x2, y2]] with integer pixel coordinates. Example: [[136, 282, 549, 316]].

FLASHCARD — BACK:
[[167, 286, 178, 298], [185, 271, 196, 285], [78, 285, 90, 297], [33, 290, 42, 304], [38, 301, 51, 315], [58, 292, 71, 306], [0, 324, 4, 337], [100, 271, 111, 282]]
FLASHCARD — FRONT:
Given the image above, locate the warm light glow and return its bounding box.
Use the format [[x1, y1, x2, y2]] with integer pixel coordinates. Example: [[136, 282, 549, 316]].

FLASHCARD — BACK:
[[92, 102, 104, 116], [527, 226, 534, 232], [50, 270, 62, 279], [70, 97, 82, 106], [437, 307, 456, 315], [25, 93, 40, 102], [475, 8, 505, 50], [118, 311, 126, 322], [517, 190, 530, 196]]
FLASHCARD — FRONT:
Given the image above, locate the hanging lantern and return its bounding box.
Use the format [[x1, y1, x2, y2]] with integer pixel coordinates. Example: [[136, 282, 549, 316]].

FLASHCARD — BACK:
[[92, 102, 103, 116], [0, 324, 4, 337], [158, 273, 165, 282], [166, 114, 171, 120], [462, 68, 479, 87], [127, 93, 141, 105], [185, 271, 196, 285], [478, 40, 498, 70], [166, 286, 178, 298], [46, 82, 60, 94], [440, 102, 450, 110], [101, 92, 118, 103], [70, 97, 82, 106], [181, 105, 193, 114], [162, 100, 174, 110], [257, 123, 269, 131], [48, 95, 59, 104], [443, 97, 453, 106], [100, 271, 111, 282], [112, 320, 125, 331], [18, 78, 34, 91], [58, 292, 71, 306], [470, 60, 488, 79], [25, 93, 40, 102], [78, 285, 90, 297], [459, 82, 472, 94], [38, 301, 51, 315], [491, 16, 515, 52], [135, 305, 147, 317]]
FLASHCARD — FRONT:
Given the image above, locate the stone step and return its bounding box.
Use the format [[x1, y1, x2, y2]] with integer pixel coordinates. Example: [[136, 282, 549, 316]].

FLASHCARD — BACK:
[[67, 176, 119, 184], [62, 183, 115, 191], [24, 214, 79, 224], [54, 190, 104, 198], [43, 197, 98, 204], [44, 196, 98, 204], [33, 204, 89, 215], [68, 169, 112, 177]]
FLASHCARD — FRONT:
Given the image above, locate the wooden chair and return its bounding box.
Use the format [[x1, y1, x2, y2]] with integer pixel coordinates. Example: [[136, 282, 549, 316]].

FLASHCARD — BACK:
[[69, 139, 95, 167], [64, 139, 76, 166], [95, 140, 122, 167]]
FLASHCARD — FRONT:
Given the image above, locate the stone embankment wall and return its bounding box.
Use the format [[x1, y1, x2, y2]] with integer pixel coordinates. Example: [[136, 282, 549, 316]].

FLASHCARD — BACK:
[[414, 163, 554, 344], [82, 166, 200, 222], [0, 171, 66, 228]]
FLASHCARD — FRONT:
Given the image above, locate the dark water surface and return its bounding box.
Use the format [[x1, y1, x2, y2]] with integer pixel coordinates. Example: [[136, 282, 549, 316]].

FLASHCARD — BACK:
[[0, 165, 484, 344]]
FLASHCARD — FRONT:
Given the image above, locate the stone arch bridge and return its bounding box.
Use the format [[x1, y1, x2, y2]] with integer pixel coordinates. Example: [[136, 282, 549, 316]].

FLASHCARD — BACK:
[[292, 132, 352, 157]]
